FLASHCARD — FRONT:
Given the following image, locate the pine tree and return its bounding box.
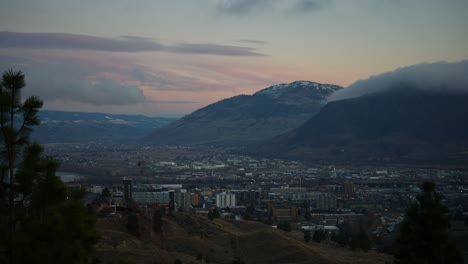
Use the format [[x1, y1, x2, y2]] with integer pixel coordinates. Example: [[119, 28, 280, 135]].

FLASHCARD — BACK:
[[394, 181, 463, 264], [0, 69, 42, 231], [0, 69, 99, 263]]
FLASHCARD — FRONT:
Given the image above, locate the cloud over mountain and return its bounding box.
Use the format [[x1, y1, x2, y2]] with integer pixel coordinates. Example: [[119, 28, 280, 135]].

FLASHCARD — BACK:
[[330, 60, 468, 101]]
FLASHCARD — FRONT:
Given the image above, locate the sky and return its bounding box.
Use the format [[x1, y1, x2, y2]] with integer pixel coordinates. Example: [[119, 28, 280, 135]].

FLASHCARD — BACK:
[[0, 0, 467, 117]]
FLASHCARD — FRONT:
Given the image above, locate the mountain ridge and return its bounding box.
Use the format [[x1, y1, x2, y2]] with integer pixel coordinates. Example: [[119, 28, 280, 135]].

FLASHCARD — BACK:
[[33, 110, 176, 143], [145, 81, 343, 146]]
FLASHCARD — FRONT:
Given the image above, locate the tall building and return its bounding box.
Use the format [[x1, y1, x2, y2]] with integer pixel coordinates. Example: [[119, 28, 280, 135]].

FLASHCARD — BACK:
[[123, 177, 133, 201], [316, 193, 337, 211], [191, 193, 200, 206], [343, 181, 355, 195], [176, 189, 192, 210], [234, 190, 261, 205], [216, 192, 236, 208]]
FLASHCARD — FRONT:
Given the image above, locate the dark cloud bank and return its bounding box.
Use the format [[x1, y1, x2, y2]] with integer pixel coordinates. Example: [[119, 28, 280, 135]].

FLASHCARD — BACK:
[[330, 60, 468, 101], [0, 31, 264, 56]]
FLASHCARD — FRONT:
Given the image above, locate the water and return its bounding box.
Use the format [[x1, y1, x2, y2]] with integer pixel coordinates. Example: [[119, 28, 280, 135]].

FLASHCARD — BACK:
[[56, 171, 85, 183]]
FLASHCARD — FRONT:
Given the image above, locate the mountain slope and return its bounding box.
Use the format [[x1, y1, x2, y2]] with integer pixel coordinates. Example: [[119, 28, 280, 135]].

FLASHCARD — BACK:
[[33, 110, 175, 143], [145, 81, 343, 146], [259, 91, 468, 163]]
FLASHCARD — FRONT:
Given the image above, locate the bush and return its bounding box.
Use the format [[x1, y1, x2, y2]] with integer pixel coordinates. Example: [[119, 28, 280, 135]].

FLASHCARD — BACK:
[[304, 230, 311, 242], [208, 209, 220, 220], [313, 229, 326, 243], [277, 221, 292, 232]]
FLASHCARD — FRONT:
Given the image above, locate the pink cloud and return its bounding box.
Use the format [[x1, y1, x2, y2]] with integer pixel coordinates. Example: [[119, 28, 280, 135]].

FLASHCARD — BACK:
[[0, 47, 349, 116]]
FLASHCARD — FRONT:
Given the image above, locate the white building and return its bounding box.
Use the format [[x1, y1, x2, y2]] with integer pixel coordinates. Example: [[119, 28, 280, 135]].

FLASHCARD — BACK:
[[176, 189, 192, 209], [216, 192, 236, 208]]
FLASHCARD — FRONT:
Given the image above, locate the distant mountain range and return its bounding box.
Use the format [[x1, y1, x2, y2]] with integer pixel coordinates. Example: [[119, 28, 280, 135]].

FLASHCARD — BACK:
[[144, 81, 343, 146], [33, 110, 176, 143]]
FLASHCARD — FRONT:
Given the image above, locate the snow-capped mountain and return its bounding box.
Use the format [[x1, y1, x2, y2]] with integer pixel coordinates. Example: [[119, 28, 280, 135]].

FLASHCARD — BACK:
[[145, 81, 343, 146], [255, 81, 342, 99]]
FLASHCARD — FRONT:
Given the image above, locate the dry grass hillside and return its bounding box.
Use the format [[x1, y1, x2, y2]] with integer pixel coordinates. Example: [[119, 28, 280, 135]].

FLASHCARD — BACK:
[[95, 213, 392, 264]]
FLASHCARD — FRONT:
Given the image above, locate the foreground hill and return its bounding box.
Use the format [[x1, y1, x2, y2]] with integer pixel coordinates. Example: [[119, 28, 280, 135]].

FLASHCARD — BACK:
[[33, 110, 175, 143], [145, 81, 342, 146], [95, 213, 391, 264], [257, 60, 468, 163]]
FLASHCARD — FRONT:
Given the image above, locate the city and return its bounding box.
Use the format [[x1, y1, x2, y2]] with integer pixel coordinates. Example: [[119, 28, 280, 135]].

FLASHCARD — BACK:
[[52, 143, 468, 255]]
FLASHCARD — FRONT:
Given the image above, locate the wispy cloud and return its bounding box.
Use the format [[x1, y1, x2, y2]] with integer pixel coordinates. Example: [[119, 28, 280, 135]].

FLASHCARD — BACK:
[[0, 49, 242, 112], [0, 38, 320, 116], [0, 31, 265, 56], [152, 100, 196, 104], [287, 0, 331, 14], [169, 43, 264, 56], [237, 39, 268, 44], [216, 0, 273, 15], [0, 32, 163, 52]]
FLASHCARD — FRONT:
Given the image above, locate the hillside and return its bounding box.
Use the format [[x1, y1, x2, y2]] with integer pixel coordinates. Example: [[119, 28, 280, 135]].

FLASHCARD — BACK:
[[145, 81, 342, 146], [95, 213, 391, 264], [32, 110, 175, 143], [258, 91, 468, 163]]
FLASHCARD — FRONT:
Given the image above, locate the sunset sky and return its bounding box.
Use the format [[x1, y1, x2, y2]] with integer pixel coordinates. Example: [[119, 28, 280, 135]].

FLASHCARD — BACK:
[[1, 0, 467, 117]]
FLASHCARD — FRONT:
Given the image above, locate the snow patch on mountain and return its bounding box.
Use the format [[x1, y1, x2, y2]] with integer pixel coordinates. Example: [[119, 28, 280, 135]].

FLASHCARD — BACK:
[[255, 80, 343, 98]]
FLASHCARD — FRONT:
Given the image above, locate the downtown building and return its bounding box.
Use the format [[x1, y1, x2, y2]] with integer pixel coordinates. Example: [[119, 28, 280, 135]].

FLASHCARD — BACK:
[[216, 192, 237, 208]]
